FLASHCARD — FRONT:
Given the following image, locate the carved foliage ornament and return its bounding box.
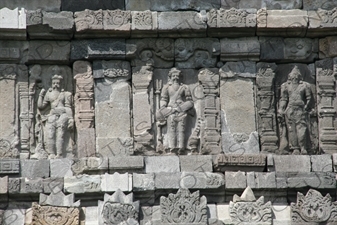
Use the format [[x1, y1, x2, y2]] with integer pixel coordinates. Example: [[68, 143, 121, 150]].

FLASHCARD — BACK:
[[219, 8, 247, 25], [160, 189, 207, 224], [291, 189, 337, 224], [318, 8, 337, 24], [133, 11, 152, 27], [32, 202, 79, 225], [102, 203, 138, 225]]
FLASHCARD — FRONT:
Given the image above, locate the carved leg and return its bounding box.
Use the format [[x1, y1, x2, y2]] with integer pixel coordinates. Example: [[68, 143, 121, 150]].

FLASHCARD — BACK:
[[46, 116, 56, 156], [297, 122, 309, 155], [167, 114, 176, 151], [177, 116, 186, 150], [56, 114, 68, 158]]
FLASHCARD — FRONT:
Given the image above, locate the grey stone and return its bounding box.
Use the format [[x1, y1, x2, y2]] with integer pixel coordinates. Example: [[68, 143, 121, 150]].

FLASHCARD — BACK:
[[311, 155, 333, 172], [287, 172, 336, 189], [273, 156, 311, 173], [0, 176, 8, 194], [131, 11, 158, 38], [64, 175, 101, 193], [71, 39, 126, 60], [221, 0, 302, 9], [319, 37, 337, 58], [20, 160, 49, 178], [133, 173, 155, 191], [255, 172, 276, 189], [308, 10, 337, 37], [77, 129, 96, 158], [103, 10, 131, 37], [50, 158, 73, 178], [20, 178, 43, 193], [85, 206, 99, 225], [109, 156, 144, 170], [333, 154, 337, 172], [93, 60, 131, 79], [220, 61, 256, 78], [127, 0, 220, 11], [3, 208, 26, 225], [158, 11, 207, 37], [28, 41, 70, 64], [214, 154, 267, 172], [303, 0, 337, 10], [0, 0, 60, 12], [0, 41, 29, 64], [72, 157, 108, 175], [225, 171, 246, 189], [0, 159, 20, 174], [42, 178, 64, 194], [101, 172, 132, 192], [145, 156, 180, 173], [96, 137, 134, 157], [180, 155, 213, 172], [0, 8, 26, 40], [62, 0, 125, 11], [180, 172, 225, 189], [8, 178, 20, 193], [154, 172, 180, 189], [40, 191, 80, 207], [220, 37, 260, 61]]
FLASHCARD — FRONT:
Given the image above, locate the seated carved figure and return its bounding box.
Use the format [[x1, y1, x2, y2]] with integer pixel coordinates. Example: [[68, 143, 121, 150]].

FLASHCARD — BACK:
[[278, 66, 312, 155], [156, 68, 194, 154], [35, 70, 74, 159]]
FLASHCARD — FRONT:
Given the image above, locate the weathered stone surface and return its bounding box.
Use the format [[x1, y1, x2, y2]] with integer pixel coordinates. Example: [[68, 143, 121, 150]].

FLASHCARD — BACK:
[[109, 156, 144, 170], [220, 74, 259, 154], [311, 155, 333, 172], [246, 172, 276, 189], [319, 36, 337, 58], [303, 0, 337, 10], [333, 154, 337, 172], [272, 205, 291, 225], [0, 8, 26, 40], [3, 207, 26, 225], [287, 172, 336, 189], [71, 39, 126, 60], [220, 61, 256, 78], [133, 173, 155, 191], [64, 175, 101, 193], [74, 9, 103, 34], [101, 173, 132, 192], [62, 0, 124, 11], [21, 178, 43, 193], [50, 158, 73, 178], [260, 37, 318, 62], [103, 10, 131, 37], [0, 159, 20, 174], [0, 41, 29, 64], [85, 206, 99, 225], [220, 37, 260, 61], [131, 11, 158, 37], [273, 156, 311, 172], [28, 41, 70, 64], [214, 154, 266, 172], [20, 159, 49, 178], [0, 176, 8, 194], [158, 11, 207, 37], [225, 171, 246, 189], [0, 0, 60, 11], [145, 156, 180, 173], [221, 0, 302, 9], [40, 191, 80, 207], [127, 0, 220, 11], [154, 172, 181, 189], [308, 9, 337, 37], [42, 178, 64, 194], [8, 178, 21, 193], [291, 189, 337, 224], [180, 155, 213, 172], [180, 172, 225, 189], [71, 157, 108, 174]]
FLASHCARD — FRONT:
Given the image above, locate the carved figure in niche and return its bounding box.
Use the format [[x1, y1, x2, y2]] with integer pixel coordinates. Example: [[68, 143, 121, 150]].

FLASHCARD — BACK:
[[277, 66, 313, 155], [35, 67, 74, 159], [156, 68, 194, 154]]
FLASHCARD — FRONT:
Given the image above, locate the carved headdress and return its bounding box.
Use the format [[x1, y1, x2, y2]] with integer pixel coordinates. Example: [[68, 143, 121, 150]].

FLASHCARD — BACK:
[[288, 65, 303, 81]]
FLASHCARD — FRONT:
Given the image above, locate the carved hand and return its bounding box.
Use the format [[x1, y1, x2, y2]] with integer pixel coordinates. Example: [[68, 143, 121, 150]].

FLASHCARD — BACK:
[[39, 88, 46, 97], [68, 119, 74, 130]]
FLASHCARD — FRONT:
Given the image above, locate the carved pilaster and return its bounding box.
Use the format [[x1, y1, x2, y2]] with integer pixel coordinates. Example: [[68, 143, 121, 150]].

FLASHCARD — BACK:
[[256, 63, 278, 154], [197, 68, 221, 154], [316, 58, 337, 154]]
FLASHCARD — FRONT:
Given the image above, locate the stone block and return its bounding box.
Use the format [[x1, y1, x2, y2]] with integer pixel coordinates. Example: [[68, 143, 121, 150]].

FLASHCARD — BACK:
[[50, 158, 73, 178], [214, 154, 267, 172], [43, 178, 64, 194], [109, 156, 144, 170], [158, 11, 207, 37], [20, 160, 49, 178], [272, 205, 291, 225], [0, 8, 26, 40], [126, 0, 220, 11], [255, 172, 276, 189], [71, 39, 126, 60], [220, 37, 260, 61], [0, 176, 8, 194], [154, 172, 180, 189], [319, 36, 337, 58], [96, 137, 134, 157], [257, 9, 308, 37], [20, 178, 43, 193], [62, 0, 125, 11], [216, 204, 231, 224], [303, 0, 337, 10], [77, 129, 96, 158], [333, 154, 337, 172], [0, 0, 61, 12], [28, 41, 70, 64], [308, 10, 337, 37], [85, 206, 99, 225], [180, 172, 225, 189], [0, 159, 20, 174], [219, 61, 256, 78], [225, 171, 246, 189], [260, 37, 318, 62], [180, 155, 212, 172], [287, 172, 336, 189], [64, 175, 101, 193], [8, 178, 20, 193], [131, 11, 158, 38], [74, 10, 103, 35], [311, 155, 333, 172], [145, 156, 180, 173], [133, 173, 155, 191], [72, 157, 108, 175], [0, 41, 29, 64], [221, 0, 302, 9], [275, 173, 287, 189], [93, 60, 131, 79], [3, 208, 26, 225], [273, 155, 311, 173], [101, 172, 132, 192], [103, 10, 131, 37]]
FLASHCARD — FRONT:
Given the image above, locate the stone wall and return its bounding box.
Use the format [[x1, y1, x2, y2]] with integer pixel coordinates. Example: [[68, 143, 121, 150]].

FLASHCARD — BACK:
[[0, 1, 336, 224]]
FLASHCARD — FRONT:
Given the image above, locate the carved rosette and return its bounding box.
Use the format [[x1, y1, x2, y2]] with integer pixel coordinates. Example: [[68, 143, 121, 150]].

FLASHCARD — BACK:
[[32, 202, 79, 225], [160, 189, 207, 225], [103, 10, 131, 30], [291, 189, 337, 224], [133, 11, 152, 28], [218, 8, 247, 26]]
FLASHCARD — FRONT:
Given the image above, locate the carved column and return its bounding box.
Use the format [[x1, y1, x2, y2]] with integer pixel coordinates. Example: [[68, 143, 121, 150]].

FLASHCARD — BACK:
[[198, 68, 221, 154], [132, 65, 154, 154], [316, 58, 337, 154], [256, 63, 278, 153], [74, 61, 96, 158]]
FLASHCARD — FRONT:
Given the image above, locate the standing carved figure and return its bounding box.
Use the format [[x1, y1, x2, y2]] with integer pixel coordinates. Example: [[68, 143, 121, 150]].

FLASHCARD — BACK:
[[36, 70, 74, 158], [156, 68, 194, 154], [278, 66, 312, 155]]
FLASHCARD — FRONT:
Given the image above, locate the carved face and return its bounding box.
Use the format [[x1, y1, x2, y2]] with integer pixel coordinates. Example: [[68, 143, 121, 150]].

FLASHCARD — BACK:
[[52, 79, 61, 90], [175, 39, 194, 61], [284, 39, 311, 60], [170, 71, 180, 82]]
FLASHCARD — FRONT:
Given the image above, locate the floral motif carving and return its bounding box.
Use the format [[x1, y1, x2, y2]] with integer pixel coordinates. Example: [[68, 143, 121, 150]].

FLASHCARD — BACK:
[[104, 10, 131, 28], [160, 189, 207, 224], [133, 11, 152, 27], [318, 8, 337, 24], [75, 9, 103, 31], [291, 189, 337, 224], [219, 8, 247, 25]]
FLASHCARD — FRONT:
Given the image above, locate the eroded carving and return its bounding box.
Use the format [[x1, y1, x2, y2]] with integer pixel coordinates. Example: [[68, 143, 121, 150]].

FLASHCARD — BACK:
[[74, 9, 103, 32], [160, 189, 207, 225]]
